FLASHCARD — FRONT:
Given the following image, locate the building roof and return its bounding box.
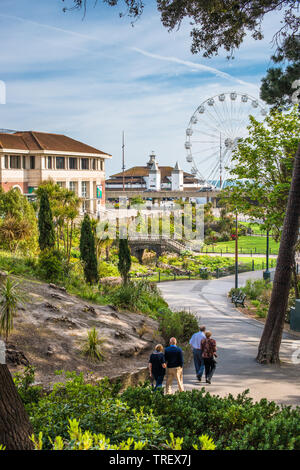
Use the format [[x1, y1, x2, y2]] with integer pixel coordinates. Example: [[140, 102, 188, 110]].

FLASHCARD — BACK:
[[0, 131, 111, 156], [109, 165, 197, 181]]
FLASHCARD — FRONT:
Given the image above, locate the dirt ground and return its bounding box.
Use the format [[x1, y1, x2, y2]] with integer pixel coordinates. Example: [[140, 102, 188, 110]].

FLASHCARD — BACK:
[[7, 278, 162, 387]]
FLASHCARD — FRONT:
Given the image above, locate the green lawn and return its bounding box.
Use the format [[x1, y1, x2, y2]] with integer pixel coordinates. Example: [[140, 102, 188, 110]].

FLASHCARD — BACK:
[[130, 256, 276, 282], [203, 236, 279, 255]]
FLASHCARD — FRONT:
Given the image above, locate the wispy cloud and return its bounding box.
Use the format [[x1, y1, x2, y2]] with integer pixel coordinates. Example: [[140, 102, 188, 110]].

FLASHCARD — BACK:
[[132, 47, 259, 90]]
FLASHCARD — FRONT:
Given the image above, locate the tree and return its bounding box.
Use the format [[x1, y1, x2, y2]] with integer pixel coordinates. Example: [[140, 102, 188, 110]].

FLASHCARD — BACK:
[[118, 238, 131, 284], [221, 107, 300, 241], [0, 217, 32, 254], [36, 181, 80, 261], [0, 188, 38, 254], [257, 143, 300, 363], [0, 276, 26, 343], [0, 365, 34, 449], [38, 189, 55, 251], [80, 214, 98, 284], [221, 107, 300, 363], [65, 0, 299, 56], [260, 35, 300, 110]]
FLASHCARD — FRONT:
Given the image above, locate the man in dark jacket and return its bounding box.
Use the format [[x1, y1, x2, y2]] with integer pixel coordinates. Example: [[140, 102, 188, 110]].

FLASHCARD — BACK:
[[164, 337, 184, 394]]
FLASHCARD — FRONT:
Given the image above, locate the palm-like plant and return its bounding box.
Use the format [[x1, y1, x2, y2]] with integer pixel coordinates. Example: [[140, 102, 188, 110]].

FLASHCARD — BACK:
[[81, 327, 105, 362], [0, 276, 25, 342]]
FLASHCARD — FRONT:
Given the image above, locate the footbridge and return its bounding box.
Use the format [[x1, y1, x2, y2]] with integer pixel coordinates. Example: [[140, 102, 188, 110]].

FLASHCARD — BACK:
[[128, 236, 187, 263]]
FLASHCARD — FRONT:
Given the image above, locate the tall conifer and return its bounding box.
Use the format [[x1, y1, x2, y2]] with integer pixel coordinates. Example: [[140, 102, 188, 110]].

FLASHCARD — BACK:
[[38, 190, 55, 251], [80, 214, 98, 284], [118, 238, 131, 284]]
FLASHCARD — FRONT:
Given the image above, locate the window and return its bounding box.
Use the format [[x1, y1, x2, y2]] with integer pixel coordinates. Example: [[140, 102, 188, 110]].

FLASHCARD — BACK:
[[81, 158, 89, 170], [69, 157, 78, 170], [23, 156, 26, 169], [69, 181, 76, 193], [57, 182, 63, 188], [30, 156, 35, 169], [10, 156, 21, 169], [92, 159, 96, 170], [56, 157, 65, 169], [100, 159, 104, 171], [82, 200, 88, 213], [47, 156, 52, 169], [81, 181, 87, 198], [4, 155, 8, 169]]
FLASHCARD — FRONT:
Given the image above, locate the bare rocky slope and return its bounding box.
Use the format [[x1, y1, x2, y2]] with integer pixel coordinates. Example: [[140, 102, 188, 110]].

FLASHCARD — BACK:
[[6, 278, 161, 387]]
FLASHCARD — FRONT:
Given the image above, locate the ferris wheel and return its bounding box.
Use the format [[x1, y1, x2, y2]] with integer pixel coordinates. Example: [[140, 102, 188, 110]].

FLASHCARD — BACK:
[[184, 92, 268, 189]]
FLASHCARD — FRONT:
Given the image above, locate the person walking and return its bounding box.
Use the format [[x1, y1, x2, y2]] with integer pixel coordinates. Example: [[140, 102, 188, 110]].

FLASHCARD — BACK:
[[148, 344, 166, 390], [164, 337, 184, 394], [201, 331, 217, 384], [189, 325, 206, 382]]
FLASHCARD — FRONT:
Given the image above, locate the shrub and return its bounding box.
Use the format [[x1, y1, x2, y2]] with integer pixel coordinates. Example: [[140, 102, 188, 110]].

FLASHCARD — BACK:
[[256, 306, 268, 318], [242, 279, 268, 300], [121, 385, 300, 450], [13, 366, 42, 405], [27, 372, 164, 449], [81, 328, 105, 362], [158, 309, 198, 345], [98, 261, 119, 278], [20, 371, 300, 450], [38, 249, 68, 282]]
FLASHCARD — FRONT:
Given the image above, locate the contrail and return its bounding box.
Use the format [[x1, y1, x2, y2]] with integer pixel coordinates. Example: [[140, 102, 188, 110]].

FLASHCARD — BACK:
[[132, 47, 258, 89], [0, 13, 98, 41]]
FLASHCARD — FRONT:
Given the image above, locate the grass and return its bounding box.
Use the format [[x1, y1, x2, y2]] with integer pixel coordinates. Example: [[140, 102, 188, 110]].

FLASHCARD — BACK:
[[129, 257, 276, 282], [202, 236, 279, 255]]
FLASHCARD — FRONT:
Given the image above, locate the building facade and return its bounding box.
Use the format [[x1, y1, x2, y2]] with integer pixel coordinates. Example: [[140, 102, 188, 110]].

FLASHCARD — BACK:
[[0, 130, 111, 215], [106, 152, 200, 194]]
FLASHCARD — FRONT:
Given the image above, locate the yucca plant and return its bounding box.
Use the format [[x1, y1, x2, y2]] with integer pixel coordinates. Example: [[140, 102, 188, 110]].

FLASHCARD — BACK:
[[0, 276, 26, 342], [81, 328, 105, 362]]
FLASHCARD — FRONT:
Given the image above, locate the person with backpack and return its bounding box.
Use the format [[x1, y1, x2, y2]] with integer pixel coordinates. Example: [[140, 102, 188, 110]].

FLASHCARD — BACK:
[[201, 331, 217, 384]]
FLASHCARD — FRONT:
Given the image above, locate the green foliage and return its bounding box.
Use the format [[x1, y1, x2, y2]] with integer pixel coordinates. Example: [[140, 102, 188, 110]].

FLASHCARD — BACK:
[[70, 1, 298, 59], [36, 181, 80, 260], [242, 279, 269, 300], [121, 385, 300, 450], [27, 372, 164, 449], [0, 187, 38, 254], [118, 239, 131, 284], [13, 366, 42, 405], [38, 189, 55, 251], [221, 107, 300, 240], [19, 369, 300, 450], [158, 309, 199, 345], [98, 261, 119, 278], [110, 280, 168, 317], [0, 275, 26, 342], [81, 328, 105, 362], [260, 36, 300, 110], [38, 248, 68, 282], [31, 418, 147, 450], [80, 214, 98, 284]]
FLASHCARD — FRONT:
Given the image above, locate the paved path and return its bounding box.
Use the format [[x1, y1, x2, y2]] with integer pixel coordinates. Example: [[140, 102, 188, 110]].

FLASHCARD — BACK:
[[159, 270, 300, 405]]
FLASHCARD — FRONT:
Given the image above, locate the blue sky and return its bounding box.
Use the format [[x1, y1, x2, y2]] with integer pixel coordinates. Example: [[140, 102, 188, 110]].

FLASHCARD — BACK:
[[0, 0, 282, 175]]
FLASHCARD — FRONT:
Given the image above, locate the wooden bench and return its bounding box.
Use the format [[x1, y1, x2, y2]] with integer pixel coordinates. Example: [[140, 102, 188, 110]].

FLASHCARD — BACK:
[[234, 293, 246, 308]]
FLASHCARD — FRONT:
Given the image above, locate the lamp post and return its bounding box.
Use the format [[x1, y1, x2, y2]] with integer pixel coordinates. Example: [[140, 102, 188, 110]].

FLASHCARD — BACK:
[[235, 209, 238, 289], [263, 229, 271, 281]]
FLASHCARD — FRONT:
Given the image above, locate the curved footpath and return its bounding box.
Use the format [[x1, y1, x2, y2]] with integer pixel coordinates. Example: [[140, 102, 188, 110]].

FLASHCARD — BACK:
[[159, 270, 300, 405]]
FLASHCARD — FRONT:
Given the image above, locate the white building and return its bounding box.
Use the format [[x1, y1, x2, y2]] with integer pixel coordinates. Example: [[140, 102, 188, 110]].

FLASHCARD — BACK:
[[106, 152, 200, 194]]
